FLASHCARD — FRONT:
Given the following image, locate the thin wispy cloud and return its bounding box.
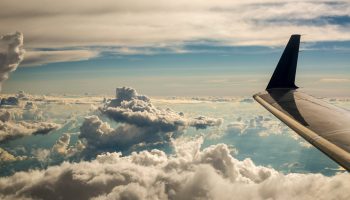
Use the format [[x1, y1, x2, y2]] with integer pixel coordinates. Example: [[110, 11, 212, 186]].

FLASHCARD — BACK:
[[0, 0, 349, 66], [21, 50, 99, 67], [320, 78, 350, 83]]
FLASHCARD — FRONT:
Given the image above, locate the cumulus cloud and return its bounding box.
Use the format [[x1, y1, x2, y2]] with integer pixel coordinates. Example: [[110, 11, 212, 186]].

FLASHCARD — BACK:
[[226, 115, 291, 137], [225, 115, 316, 148], [226, 121, 247, 135], [75, 87, 222, 157], [0, 138, 349, 200], [0, 32, 24, 90], [31, 148, 51, 163], [74, 88, 222, 156], [102, 87, 222, 132], [0, 147, 26, 162], [78, 115, 173, 156], [0, 120, 60, 142], [52, 133, 71, 155]]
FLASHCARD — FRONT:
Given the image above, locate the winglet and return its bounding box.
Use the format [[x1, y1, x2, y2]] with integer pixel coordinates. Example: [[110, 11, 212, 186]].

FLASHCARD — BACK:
[[266, 34, 301, 90]]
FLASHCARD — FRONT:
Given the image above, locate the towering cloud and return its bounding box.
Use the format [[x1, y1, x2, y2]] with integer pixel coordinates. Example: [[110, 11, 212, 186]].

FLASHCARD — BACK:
[[67, 87, 223, 157], [102, 87, 222, 131], [0, 32, 24, 91], [73, 87, 223, 156]]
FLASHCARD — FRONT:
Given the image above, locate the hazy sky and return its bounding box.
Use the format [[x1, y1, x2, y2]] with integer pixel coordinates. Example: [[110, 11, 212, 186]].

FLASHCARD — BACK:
[[1, 0, 350, 96]]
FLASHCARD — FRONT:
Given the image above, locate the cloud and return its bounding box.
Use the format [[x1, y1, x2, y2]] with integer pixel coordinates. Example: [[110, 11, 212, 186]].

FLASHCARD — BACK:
[[21, 50, 99, 67], [53, 133, 85, 158], [0, 147, 26, 162], [190, 116, 223, 129], [0, 119, 60, 142], [0, 0, 350, 50], [102, 87, 222, 132], [0, 96, 63, 142], [75, 88, 222, 157], [0, 96, 19, 106], [78, 115, 174, 157], [299, 141, 312, 149], [0, 32, 24, 91], [31, 148, 51, 163], [226, 115, 289, 136], [320, 78, 350, 83], [0, 137, 349, 200], [225, 115, 315, 147], [240, 98, 255, 103], [52, 133, 71, 155], [226, 121, 247, 135]]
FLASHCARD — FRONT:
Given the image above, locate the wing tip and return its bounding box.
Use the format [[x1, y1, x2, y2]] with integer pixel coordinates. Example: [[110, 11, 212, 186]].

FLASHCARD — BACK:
[[266, 34, 301, 90]]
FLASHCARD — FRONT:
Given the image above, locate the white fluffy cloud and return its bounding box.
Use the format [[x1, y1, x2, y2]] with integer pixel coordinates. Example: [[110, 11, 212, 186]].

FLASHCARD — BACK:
[[0, 138, 349, 200], [0, 32, 24, 90], [78, 115, 174, 156], [102, 87, 222, 131], [74, 87, 223, 156]]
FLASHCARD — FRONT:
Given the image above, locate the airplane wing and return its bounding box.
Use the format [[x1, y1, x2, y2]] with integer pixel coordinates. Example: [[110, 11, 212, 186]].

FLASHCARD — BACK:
[[253, 35, 350, 171]]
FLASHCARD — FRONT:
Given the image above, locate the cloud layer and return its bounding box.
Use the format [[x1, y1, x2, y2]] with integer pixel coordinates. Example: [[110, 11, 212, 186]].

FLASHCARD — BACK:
[[0, 138, 349, 200], [1, 0, 350, 50], [21, 49, 99, 67]]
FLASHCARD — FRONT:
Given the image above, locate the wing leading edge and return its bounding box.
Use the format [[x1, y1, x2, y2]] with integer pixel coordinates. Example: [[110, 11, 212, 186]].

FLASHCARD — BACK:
[[253, 35, 350, 171]]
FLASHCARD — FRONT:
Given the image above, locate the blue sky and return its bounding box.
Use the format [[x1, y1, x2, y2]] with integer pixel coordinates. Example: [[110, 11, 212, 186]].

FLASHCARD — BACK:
[[3, 40, 350, 96]]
